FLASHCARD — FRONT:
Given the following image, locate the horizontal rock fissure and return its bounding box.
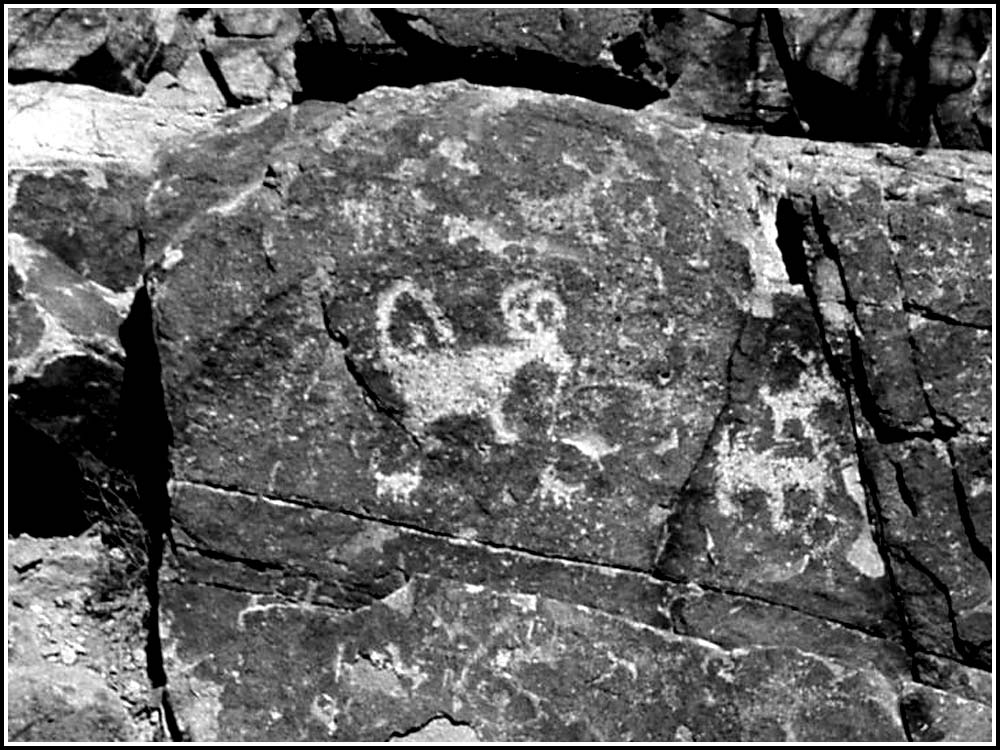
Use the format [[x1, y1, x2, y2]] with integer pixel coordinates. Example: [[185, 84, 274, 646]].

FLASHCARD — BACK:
[[173, 478, 657, 577], [668, 582, 898, 644], [182, 577, 355, 613], [901, 300, 991, 332], [910, 649, 994, 693], [951, 203, 992, 220], [171, 478, 907, 644], [8, 69, 76, 86], [8, 14, 993, 741], [172, 538, 294, 574]]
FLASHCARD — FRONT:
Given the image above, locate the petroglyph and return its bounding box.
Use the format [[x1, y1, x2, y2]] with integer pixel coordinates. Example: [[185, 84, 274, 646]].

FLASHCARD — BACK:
[[715, 369, 884, 578], [374, 465, 422, 505], [376, 279, 572, 444]]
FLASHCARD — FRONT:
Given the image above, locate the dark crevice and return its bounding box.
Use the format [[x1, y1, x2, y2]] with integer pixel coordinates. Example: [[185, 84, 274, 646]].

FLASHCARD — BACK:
[[198, 49, 242, 108], [66, 45, 138, 96], [117, 285, 186, 742], [777, 195, 924, 681], [18, 43, 145, 96], [8, 69, 75, 85], [371, 9, 666, 110], [388, 713, 473, 741], [898, 693, 923, 742], [890, 459, 920, 517], [319, 306, 422, 449], [697, 9, 758, 29], [293, 8, 666, 108], [663, 578, 897, 644], [176, 479, 922, 653], [763, 9, 901, 143], [341, 353, 420, 447], [9, 23, 145, 96], [175, 540, 406, 612], [898, 317, 961, 438], [951, 203, 992, 219], [880, 219, 964, 441], [653, 316, 748, 569], [173, 541, 291, 574], [834, 344, 922, 681], [6, 415, 89, 536], [902, 300, 990, 332], [809, 197, 955, 444], [175, 478, 655, 577], [890, 544, 990, 669], [774, 196, 810, 285], [943, 441, 992, 575], [880, 223, 990, 573]]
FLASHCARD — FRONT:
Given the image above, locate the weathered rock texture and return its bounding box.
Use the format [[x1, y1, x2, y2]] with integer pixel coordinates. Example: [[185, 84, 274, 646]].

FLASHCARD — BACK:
[[130, 82, 991, 741], [663, 8, 993, 150], [7, 80, 224, 534], [8, 534, 155, 741], [7, 8, 992, 148], [6, 7, 994, 744]]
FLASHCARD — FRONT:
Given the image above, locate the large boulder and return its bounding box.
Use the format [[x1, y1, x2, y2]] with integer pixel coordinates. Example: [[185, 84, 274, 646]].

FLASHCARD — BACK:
[[768, 145, 992, 670], [142, 82, 991, 740], [7, 81, 225, 534]]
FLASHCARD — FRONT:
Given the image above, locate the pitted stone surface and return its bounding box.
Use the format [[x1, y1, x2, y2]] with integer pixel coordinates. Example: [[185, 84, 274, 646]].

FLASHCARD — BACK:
[[68, 81, 987, 741], [7, 9, 994, 742]]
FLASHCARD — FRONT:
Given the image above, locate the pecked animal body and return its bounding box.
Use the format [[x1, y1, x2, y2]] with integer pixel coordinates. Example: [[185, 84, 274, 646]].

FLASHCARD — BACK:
[[375, 279, 572, 443]]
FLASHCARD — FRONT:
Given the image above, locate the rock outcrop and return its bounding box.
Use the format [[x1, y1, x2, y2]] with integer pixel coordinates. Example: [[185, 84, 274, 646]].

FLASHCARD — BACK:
[[7, 8, 992, 147], [6, 7, 993, 744], [137, 83, 991, 740]]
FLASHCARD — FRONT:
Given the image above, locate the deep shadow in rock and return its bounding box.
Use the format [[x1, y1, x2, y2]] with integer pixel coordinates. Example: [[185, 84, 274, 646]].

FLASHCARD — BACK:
[[294, 9, 666, 109], [7, 414, 89, 537], [117, 285, 186, 741]]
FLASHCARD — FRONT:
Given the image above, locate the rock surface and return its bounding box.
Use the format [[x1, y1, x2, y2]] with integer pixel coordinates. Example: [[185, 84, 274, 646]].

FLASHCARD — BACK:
[[7, 81, 224, 533], [7, 534, 156, 741], [137, 83, 992, 740], [657, 9, 993, 149], [6, 8, 993, 744], [7, 8, 165, 95], [163, 576, 908, 741], [295, 8, 678, 106], [9, 8, 990, 149]]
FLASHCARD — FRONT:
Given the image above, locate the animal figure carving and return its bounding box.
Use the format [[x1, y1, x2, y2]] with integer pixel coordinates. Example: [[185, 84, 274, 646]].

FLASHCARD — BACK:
[[375, 279, 572, 444]]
